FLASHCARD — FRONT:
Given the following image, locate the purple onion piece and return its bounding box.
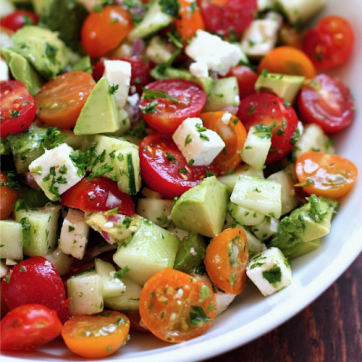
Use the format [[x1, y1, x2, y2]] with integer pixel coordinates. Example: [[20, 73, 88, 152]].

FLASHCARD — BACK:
[[210, 71, 219, 82], [131, 38, 145, 57], [101, 231, 111, 242], [108, 215, 121, 223], [218, 105, 239, 115], [27, 172, 40, 190]]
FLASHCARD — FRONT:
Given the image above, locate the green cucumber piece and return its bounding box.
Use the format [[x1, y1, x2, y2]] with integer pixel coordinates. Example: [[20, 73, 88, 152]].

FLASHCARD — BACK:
[[228, 202, 265, 226], [0, 221, 23, 261], [136, 199, 173, 227]]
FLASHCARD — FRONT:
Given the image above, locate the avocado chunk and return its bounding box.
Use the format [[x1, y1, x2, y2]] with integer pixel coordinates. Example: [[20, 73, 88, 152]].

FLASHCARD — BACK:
[[171, 176, 229, 238], [0, 138, 11, 155], [10, 26, 70, 79], [74, 77, 121, 136], [18, 186, 49, 208], [71, 56, 92, 74], [173, 232, 206, 274], [255, 72, 305, 104], [2, 48, 44, 95]]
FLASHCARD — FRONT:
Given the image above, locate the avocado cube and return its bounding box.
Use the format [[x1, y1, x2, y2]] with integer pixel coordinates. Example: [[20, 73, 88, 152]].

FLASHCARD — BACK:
[[171, 176, 229, 238], [136, 198, 173, 228], [0, 221, 23, 261]]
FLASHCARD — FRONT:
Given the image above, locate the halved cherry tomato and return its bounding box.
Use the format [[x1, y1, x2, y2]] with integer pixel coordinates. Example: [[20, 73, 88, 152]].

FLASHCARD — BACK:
[[60, 177, 135, 215], [200, 0, 257, 35], [139, 268, 217, 343], [296, 151, 358, 198], [302, 16, 354, 71], [1, 257, 69, 323], [35, 71, 95, 129], [205, 228, 248, 294], [139, 133, 218, 199], [122, 311, 149, 333], [81, 5, 133, 58], [0, 172, 19, 220], [200, 112, 247, 174], [0, 10, 38, 31], [297, 74, 355, 133], [62, 311, 130, 358], [139, 80, 206, 133], [226, 65, 258, 100], [175, 0, 205, 40], [0, 304, 62, 351], [258, 46, 316, 79], [0, 80, 36, 137], [237, 93, 299, 164]]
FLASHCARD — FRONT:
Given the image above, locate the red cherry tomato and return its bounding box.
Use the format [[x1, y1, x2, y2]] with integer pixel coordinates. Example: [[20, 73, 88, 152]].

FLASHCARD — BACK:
[[0, 10, 38, 31], [297, 74, 355, 133], [0, 304, 62, 351], [237, 93, 299, 164], [226, 65, 258, 100], [200, 0, 257, 35], [93, 56, 152, 94], [302, 16, 354, 71], [0, 80, 36, 138], [60, 177, 135, 215], [139, 133, 218, 199], [139, 80, 206, 133], [1, 257, 69, 323]]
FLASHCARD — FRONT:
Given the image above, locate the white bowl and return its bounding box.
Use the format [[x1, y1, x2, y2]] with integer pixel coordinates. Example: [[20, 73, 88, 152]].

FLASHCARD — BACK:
[[3, 0, 362, 361]]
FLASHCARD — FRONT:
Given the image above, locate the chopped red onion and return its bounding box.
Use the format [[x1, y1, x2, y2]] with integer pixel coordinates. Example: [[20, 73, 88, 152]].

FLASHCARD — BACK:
[[106, 192, 122, 208], [131, 38, 145, 57], [210, 71, 219, 82], [219, 105, 239, 115], [27, 172, 40, 190], [108, 215, 122, 223], [101, 231, 110, 242]]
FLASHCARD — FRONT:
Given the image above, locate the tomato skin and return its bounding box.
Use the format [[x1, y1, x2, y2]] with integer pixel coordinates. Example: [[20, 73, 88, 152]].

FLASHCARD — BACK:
[[1, 257, 69, 323], [60, 177, 135, 215], [0, 172, 19, 220], [140, 133, 218, 199], [62, 311, 130, 358], [226, 66, 258, 101], [122, 311, 149, 333], [175, 0, 205, 40], [296, 151, 358, 199], [302, 16, 354, 71], [139, 268, 217, 343], [0, 304, 62, 351], [200, 0, 257, 35], [237, 93, 299, 164], [81, 6, 133, 59], [297, 74, 355, 133], [0, 80, 36, 137], [140, 80, 206, 133], [0, 10, 38, 31]]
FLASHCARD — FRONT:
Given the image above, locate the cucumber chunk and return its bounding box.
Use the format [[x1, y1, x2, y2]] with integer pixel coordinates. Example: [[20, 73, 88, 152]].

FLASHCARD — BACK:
[[228, 202, 265, 226], [136, 199, 173, 227], [45, 248, 74, 276], [0, 221, 23, 261], [250, 216, 279, 241]]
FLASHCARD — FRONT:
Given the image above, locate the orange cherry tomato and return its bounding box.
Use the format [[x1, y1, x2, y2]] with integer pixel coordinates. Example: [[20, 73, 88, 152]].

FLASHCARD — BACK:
[[81, 5, 133, 59], [258, 46, 316, 79], [61, 311, 130, 358], [35, 71, 95, 129], [139, 268, 217, 343], [296, 151, 358, 199], [278, 23, 302, 49], [175, 0, 205, 40], [122, 311, 149, 333], [0, 172, 19, 220], [205, 228, 249, 295], [200, 112, 247, 174]]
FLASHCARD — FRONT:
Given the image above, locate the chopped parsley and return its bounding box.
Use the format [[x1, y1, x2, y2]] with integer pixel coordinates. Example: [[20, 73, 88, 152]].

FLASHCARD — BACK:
[[205, 170, 216, 178], [159, 0, 179, 17], [114, 266, 130, 282], [45, 43, 58, 64], [142, 101, 158, 114], [262, 266, 282, 284], [189, 306, 212, 325], [143, 88, 179, 104], [166, 152, 178, 164], [108, 84, 119, 95], [10, 110, 20, 118], [253, 122, 276, 139]]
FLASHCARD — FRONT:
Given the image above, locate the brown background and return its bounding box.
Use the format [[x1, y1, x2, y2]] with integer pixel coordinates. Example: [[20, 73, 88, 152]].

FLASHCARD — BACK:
[[208, 253, 362, 362]]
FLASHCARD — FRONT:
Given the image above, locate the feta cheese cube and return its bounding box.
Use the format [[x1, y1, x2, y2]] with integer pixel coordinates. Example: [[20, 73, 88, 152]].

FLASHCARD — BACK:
[[247, 247, 292, 296], [59, 209, 90, 260], [189, 62, 209, 78], [221, 112, 233, 124], [103, 60, 131, 109], [186, 30, 243, 76], [29, 144, 83, 201], [0, 59, 9, 81], [172, 117, 225, 166]]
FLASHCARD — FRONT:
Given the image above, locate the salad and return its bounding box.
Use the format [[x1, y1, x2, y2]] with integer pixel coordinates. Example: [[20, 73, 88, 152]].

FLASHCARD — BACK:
[[0, 0, 358, 358]]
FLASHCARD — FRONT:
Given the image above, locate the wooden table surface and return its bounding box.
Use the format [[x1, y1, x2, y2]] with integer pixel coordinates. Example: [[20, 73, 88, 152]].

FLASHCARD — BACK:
[[208, 252, 362, 362]]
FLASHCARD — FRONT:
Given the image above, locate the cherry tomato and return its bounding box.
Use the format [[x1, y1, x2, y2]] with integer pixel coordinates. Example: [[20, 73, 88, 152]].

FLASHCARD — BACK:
[[92, 56, 152, 94], [175, 0, 205, 40], [139, 133, 218, 199], [1, 284, 10, 319], [1, 257, 69, 323], [302, 16, 354, 71], [200, 112, 247, 174], [0, 172, 19, 220], [226, 65, 258, 101], [60, 177, 135, 215], [205, 228, 248, 294], [237, 93, 299, 164], [258, 46, 316, 79], [81, 5, 133, 59], [0, 10, 38, 31], [296, 151, 358, 199], [200, 0, 257, 35], [297, 74, 355, 133], [122, 311, 149, 333], [0, 80, 36, 137], [139, 268, 217, 343], [0, 304, 62, 351], [139, 80, 206, 133], [62, 311, 130, 358], [35, 72, 95, 129]]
